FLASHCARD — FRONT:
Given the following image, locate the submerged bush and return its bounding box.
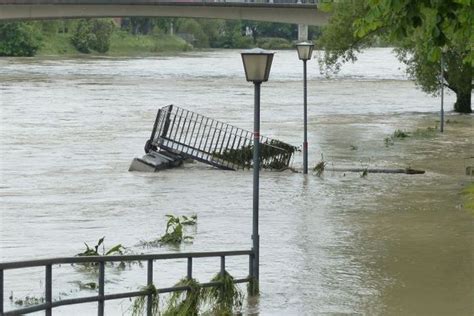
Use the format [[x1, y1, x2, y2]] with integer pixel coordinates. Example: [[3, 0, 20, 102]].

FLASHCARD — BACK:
[[205, 271, 243, 315], [140, 214, 196, 247], [76, 236, 125, 257], [163, 278, 202, 316], [130, 284, 160, 316]]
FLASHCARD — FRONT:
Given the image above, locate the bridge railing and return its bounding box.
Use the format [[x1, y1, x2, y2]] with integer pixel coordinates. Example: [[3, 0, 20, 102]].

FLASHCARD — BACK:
[[148, 105, 297, 170], [0, 250, 253, 316]]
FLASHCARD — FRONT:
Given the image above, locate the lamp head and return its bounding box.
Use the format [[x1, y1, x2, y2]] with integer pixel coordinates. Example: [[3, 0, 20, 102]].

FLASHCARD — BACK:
[[241, 48, 275, 83], [296, 41, 315, 61]]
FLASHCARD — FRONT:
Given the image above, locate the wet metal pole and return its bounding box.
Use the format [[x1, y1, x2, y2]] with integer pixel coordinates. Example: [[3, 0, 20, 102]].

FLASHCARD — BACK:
[[296, 41, 314, 174], [253, 82, 261, 285], [440, 53, 445, 133], [303, 59, 308, 174], [241, 48, 274, 293]]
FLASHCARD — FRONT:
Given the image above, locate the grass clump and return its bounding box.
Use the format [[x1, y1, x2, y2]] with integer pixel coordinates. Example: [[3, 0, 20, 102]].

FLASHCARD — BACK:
[[411, 126, 437, 137], [385, 126, 438, 146], [163, 278, 203, 316], [213, 140, 297, 170], [76, 236, 125, 257], [130, 284, 160, 316], [10, 295, 45, 307], [313, 154, 326, 177], [384, 136, 395, 147], [140, 214, 196, 247], [161, 271, 243, 316], [205, 271, 243, 315], [74, 237, 132, 272], [392, 129, 410, 139]]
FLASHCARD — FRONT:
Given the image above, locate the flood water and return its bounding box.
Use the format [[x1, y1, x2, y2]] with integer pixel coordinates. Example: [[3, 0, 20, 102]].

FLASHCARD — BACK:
[[1, 48, 473, 315]]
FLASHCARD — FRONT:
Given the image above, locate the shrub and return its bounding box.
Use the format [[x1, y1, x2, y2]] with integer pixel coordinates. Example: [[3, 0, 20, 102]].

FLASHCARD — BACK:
[[0, 22, 41, 56], [256, 37, 292, 49], [176, 19, 209, 48], [71, 19, 115, 53]]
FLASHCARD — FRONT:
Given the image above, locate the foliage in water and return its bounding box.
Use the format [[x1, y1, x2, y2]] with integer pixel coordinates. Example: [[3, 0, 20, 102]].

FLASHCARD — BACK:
[[385, 127, 438, 146], [313, 154, 327, 177], [163, 278, 204, 316], [130, 284, 160, 316], [213, 139, 297, 170], [76, 236, 125, 257], [10, 295, 45, 307], [392, 129, 410, 139], [74, 237, 130, 272], [361, 168, 368, 178], [140, 214, 196, 247], [204, 271, 243, 315]]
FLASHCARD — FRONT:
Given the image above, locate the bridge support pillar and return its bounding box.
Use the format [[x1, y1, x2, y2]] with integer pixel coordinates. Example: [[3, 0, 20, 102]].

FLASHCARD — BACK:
[[298, 24, 308, 41]]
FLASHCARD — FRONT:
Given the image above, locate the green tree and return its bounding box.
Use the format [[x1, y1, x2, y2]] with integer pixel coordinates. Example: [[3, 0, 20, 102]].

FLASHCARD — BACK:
[[318, 0, 473, 113], [71, 19, 115, 54], [0, 22, 41, 57], [176, 18, 209, 48], [90, 19, 115, 53]]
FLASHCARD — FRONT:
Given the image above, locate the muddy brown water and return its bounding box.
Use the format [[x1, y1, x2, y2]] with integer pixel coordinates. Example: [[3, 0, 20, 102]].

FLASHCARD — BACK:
[[1, 48, 473, 315]]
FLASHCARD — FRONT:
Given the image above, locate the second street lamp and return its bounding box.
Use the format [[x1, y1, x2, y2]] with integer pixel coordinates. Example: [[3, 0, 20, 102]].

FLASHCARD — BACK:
[[296, 41, 314, 174], [241, 48, 274, 294]]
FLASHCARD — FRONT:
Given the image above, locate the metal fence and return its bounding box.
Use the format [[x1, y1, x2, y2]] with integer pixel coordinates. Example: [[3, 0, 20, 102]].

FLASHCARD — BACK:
[[0, 250, 253, 316], [146, 105, 297, 171]]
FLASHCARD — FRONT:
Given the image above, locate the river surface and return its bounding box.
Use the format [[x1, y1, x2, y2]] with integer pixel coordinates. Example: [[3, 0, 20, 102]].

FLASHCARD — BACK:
[[0, 48, 473, 315]]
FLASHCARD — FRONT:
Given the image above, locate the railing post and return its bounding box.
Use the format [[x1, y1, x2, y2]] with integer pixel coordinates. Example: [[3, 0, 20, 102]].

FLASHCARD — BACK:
[[161, 104, 173, 138], [187, 257, 193, 279], [45, 265, 52, 316], [147, 108, 162, 151], [146, 259, 153, 316], [220, 256, 225, 275], [248, 253, 254, 279], [248, 252, 258, 296], [98, 261, 105, 316], [1, 269, 4, 315]]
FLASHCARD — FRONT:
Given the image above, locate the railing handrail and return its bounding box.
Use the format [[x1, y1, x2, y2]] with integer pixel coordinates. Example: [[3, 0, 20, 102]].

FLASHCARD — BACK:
[[0, 249, 253, 270]]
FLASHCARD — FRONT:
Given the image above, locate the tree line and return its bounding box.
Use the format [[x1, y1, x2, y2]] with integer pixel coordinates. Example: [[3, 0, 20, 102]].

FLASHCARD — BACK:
[[0, 18, 321, 56], [1, 4, 471, 113]]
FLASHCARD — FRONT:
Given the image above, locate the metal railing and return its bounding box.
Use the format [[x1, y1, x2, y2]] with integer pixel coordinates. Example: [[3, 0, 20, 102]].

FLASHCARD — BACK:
[[146, 105, 296, 171], [0, 250, 253, 316]]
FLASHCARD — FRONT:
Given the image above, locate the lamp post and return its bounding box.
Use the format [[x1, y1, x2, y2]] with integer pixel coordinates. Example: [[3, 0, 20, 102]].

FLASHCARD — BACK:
[[296, 41, 314, 174], [241, 48, 274, 293]]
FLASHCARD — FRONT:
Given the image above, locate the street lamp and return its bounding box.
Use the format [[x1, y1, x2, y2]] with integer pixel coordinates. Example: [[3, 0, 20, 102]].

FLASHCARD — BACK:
[[296, 41, 314, 174], [241, 48, 274, 293]]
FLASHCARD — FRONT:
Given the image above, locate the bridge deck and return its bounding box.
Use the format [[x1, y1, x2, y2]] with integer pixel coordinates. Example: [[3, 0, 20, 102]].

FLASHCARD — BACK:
[[0, 1, 330, 25]]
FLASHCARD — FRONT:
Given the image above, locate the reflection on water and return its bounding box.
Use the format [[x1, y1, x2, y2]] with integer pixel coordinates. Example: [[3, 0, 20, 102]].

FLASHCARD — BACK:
[[0, 48, 473, 315]]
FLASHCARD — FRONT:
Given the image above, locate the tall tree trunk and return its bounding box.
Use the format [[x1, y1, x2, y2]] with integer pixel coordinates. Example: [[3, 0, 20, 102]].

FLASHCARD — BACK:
[[454, 90, 472, 113]]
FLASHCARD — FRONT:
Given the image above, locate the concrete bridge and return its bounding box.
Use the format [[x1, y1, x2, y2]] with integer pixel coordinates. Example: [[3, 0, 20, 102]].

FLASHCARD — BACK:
[[0, 0, 330, 26]]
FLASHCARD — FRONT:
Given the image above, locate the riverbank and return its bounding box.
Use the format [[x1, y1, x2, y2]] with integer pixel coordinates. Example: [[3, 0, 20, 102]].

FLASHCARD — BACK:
[[37, 31, 192, 57], [36, 33, 295, 57]]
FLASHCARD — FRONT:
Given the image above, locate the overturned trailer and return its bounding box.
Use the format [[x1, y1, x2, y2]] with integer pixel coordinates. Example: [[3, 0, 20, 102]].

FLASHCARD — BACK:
[[130, 105, 297, 172]]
